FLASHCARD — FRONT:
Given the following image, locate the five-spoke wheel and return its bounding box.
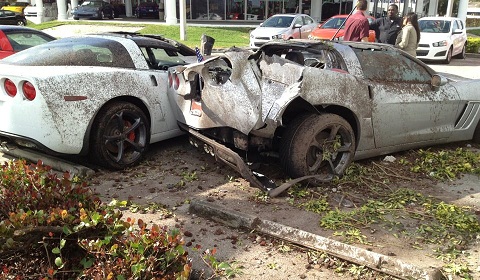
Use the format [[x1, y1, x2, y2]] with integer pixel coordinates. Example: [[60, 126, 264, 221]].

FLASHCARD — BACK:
[[91, 102, 150, 170], [280, 113, 356, 180]]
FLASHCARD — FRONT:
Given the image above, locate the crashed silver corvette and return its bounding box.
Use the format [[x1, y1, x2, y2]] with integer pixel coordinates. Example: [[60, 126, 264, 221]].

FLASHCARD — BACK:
[[167, 40, 480, 195]]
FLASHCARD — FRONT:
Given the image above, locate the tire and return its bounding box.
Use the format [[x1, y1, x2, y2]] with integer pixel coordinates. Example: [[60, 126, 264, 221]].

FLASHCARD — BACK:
[[473, 121, 480, 144], [443, 47, 452, 64], [74, 17, 79, 20], [280, 113, 355, 179], [109, 10, 114, 19], [90, 102, 150, 170], [98, 11, 104, 19], [16, 20, 25, 26], [455, 44, 466, 59]]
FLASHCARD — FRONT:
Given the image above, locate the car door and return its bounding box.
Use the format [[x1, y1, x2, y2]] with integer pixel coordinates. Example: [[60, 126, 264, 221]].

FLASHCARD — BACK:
[[300, 15, 315, 38], [451, 19, 466, 55], [139, 45, 182, 134], [354, 48, 461, 148], [0, 10, 15, 25]]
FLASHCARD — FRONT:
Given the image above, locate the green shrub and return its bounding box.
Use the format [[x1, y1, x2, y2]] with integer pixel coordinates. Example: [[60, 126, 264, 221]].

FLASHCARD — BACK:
[[467, 37, 480, 53], [0, 160, 191, 279]]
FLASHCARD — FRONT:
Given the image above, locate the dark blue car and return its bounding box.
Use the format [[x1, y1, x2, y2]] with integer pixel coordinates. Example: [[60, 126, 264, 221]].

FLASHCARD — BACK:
[[72, 0, 115, 20]]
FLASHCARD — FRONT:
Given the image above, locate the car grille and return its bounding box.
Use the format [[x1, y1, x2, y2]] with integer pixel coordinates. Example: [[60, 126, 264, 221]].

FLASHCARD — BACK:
[[418, 44, 429, 47], [416, 50, 429, 56]]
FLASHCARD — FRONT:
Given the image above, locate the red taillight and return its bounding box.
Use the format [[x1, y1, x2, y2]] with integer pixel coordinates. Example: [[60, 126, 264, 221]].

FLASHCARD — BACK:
[[4, 79, 17, 97], [168, 71, 180, 90], [22, 81, 36, 101], [168, 71, 173, 88], [173, 73, 180, 90]]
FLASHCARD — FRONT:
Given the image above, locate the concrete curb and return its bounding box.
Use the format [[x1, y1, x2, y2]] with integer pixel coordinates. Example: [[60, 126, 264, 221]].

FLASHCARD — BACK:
[[0, 145, 95, 177], [190, 200, 443, 280]]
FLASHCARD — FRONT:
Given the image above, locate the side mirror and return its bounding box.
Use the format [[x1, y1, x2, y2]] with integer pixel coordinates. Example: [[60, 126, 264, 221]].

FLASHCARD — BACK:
[[293, 23, 302, 29], [431, 74, 447, 88]]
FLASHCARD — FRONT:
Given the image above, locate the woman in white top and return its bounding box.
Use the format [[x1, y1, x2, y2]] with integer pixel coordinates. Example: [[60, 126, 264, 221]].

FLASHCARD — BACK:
[[395, 12, 420, 57]]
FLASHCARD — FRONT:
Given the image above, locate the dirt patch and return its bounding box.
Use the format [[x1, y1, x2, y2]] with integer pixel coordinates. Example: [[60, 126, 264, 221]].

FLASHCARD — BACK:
[[87, 136, 480, 279]]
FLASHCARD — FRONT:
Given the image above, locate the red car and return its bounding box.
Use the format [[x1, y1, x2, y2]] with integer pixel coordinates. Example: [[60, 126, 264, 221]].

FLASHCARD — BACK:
[[0, 26, 55, 59], [309, 14, 376, 42]]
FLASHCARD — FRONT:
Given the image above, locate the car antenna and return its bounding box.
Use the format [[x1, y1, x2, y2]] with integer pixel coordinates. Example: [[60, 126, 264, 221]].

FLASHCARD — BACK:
[[330, 6, 357, 41]]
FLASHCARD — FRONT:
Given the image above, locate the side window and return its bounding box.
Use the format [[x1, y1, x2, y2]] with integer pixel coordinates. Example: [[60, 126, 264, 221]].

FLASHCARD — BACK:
[[354, 49, 431, 83], [304, 16, 314, 25], [295, 16, 303, 26], [452, 20, 459, 31]]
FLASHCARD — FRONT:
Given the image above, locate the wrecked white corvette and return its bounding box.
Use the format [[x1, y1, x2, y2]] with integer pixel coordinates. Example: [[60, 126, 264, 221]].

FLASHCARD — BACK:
[[0, 32, 196, 169], [168, 40, 480, 195]]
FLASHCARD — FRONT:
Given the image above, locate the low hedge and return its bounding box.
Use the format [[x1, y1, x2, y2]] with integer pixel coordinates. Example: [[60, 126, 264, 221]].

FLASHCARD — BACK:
[[467, 37, 480, 53]]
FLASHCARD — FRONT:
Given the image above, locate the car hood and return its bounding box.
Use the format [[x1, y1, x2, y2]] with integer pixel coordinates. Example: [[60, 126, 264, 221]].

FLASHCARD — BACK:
[[419, 32, 450, 44], [76, 6, 100, 12], [251, 27, 289, 37]]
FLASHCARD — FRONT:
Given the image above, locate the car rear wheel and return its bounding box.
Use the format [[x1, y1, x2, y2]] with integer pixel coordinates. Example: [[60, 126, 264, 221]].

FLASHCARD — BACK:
[[98, 11, 105, 19], [74, 17, 79, 20], [90, 102, 150, 170], [473, 121, 480, 144], [109, 10, 114, 19], [443, 47, 452, 64], [280, 113, 355, 180], [16, 20, 25, 26]]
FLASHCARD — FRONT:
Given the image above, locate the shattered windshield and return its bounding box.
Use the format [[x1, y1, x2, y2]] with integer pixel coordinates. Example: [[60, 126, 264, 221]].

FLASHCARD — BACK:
[[2, 37, 135, 68]]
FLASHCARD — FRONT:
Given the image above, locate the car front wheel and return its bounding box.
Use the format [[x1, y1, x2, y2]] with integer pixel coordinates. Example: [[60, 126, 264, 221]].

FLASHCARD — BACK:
[[443, 47, 452, 64], [280, 113, 356, 180], [90, 102, 150, 170], [109, 10, 114, 19]]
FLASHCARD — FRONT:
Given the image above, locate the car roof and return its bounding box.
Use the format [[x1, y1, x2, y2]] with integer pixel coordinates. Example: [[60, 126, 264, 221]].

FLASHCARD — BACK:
[[99, 32, 196, 55], [270, 13, 310, 18], [0, 26, 53, 38], [418, 16, 461, 21]]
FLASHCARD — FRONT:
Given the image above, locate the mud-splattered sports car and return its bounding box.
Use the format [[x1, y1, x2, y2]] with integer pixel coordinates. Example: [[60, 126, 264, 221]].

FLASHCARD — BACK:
[[0, 32, 196, 169], [168, 40, 480, 196]]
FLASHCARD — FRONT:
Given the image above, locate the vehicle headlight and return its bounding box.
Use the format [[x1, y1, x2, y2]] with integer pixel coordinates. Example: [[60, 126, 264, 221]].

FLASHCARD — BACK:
[[432, 40, 448, 47], [272, 34, 282, 39]]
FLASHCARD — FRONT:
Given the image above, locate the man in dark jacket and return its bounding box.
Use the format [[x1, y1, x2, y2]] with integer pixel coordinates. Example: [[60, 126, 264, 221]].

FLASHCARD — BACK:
[[369, 4, 402, 44]]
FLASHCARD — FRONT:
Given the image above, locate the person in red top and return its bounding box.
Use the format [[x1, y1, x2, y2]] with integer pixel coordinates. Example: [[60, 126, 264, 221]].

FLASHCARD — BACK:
[[344, 0, 370, 42]]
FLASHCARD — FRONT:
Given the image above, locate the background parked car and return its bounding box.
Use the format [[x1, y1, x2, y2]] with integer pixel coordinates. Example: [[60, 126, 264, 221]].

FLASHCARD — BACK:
[[0, 25, 55, 58], [1, 1, 29, 14], [72, 0, 115, 20], [135, 1, 159, 18], [0, 1, 9, 9], [309, 14, 376, 42], [416, 16, 467, 64], [196, 13, 222, 20], [0, 10, 27, 25], [249, 14, 317, 50], [0, 33, 197, 169]]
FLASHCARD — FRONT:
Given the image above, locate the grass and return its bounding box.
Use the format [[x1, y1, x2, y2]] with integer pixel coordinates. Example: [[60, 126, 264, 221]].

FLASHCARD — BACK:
[[27, 20, 251, 48]]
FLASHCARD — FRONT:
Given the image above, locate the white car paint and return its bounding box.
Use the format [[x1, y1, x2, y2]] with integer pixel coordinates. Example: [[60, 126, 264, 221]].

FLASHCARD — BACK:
[[249, 14, 317, 50], [0, 33, 196, 169], [416, 16, 467, 64]]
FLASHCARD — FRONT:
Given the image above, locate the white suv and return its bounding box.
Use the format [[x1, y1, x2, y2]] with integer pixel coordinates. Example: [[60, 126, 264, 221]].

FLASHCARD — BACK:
[[416, 17, 467, 64]]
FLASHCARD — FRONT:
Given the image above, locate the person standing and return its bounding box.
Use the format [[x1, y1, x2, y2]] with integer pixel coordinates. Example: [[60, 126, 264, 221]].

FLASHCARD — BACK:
[[369, 4, 402, 44], [344, 0, 370, 42], [395, 12, 420, 57]]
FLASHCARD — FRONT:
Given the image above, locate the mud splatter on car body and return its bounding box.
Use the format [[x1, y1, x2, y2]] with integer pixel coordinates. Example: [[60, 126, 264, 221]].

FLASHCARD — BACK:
[[0, 32, 197, 169], [168, 39, 480, 194]]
